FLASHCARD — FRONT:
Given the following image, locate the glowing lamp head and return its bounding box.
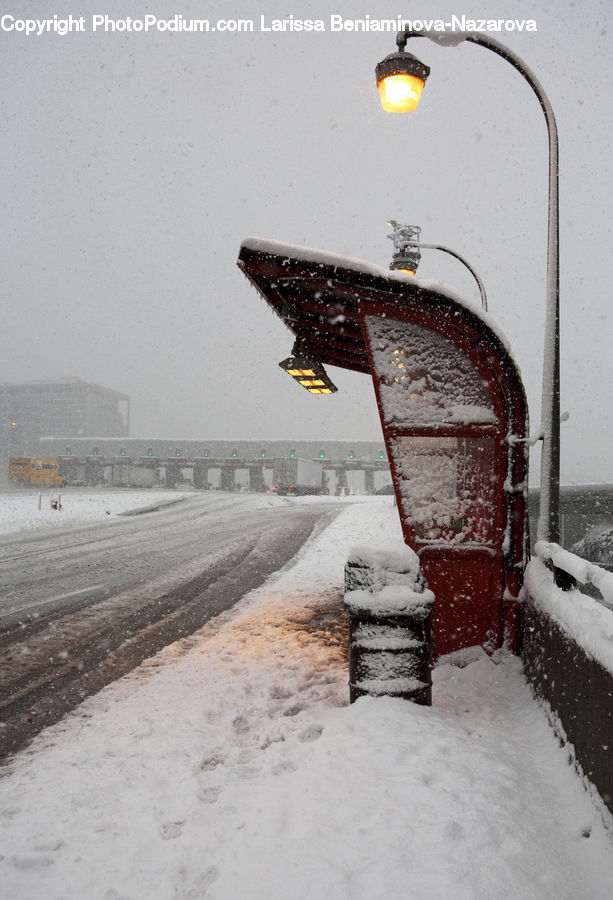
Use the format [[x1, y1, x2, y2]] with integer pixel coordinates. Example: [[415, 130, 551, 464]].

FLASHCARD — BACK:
[[389, 264, 416, 276], [375, 51, 430, 113]]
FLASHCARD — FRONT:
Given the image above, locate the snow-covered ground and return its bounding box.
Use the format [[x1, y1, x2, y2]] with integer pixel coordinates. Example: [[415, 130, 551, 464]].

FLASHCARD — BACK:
[[0, 488, 189, 536], [0, 495, 612, 899]]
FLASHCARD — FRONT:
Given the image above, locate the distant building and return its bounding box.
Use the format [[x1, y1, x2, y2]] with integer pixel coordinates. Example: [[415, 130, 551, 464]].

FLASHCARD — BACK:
[[2, 378, 130, 455]]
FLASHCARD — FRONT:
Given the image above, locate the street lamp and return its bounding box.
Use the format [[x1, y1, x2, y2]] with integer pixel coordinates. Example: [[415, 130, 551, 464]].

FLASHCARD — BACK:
[[375, 46, 430, 112], [387, 220, 488, 311], [387, 221, 422, 274], [377, 29, 560, 543]]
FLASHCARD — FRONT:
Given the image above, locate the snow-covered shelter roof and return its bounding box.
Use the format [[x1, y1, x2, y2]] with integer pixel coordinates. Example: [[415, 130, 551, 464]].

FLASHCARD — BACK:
[[237, 237, 514, 375]]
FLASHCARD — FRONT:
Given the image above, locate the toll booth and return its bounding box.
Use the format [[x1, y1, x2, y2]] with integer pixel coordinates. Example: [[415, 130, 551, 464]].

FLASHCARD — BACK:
[[238, 238, 529, 658]]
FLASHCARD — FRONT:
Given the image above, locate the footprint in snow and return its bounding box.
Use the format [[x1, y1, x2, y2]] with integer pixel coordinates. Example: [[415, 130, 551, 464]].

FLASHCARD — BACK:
[[174, 864, 219, 899], [11, 835, 64, 870], [232, 714, 250, 734], [258, 731, 286, 750], [269, 684, 292, 700], [282, 703, 305, 717], [199, 753, 225, 771], [159, 821, 185, 840], [197, 785, 222, 805], [297, 724, 323, 743]]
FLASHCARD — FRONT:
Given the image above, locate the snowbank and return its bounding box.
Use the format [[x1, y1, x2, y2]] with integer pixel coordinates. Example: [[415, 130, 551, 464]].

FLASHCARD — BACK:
[[0, 489, 187, 536]]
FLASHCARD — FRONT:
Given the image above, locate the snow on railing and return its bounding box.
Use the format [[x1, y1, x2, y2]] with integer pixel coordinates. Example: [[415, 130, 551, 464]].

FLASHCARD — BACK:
[[524, 544, 613, 675], [535, 541, 613, 607]]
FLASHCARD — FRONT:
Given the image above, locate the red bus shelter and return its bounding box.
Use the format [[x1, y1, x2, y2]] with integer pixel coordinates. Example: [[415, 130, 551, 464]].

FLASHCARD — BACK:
[[238, 238, 529, 658]]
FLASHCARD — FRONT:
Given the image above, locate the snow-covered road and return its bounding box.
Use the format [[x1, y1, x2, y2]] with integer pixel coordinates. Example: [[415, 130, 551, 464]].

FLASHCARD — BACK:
[[0, 490, 342, 758], [0, 495, 611, 899], [0, 491, 321, 619]]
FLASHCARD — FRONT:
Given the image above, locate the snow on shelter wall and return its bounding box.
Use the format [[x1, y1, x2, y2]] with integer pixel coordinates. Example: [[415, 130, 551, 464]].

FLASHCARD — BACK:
[[359, 296, 529, 657], [365, 315, 499, 547], [365, 317, 497, 428]]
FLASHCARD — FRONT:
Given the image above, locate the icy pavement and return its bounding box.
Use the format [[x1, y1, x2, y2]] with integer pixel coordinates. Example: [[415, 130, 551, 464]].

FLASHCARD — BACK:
[[0, 498, 612, 899]]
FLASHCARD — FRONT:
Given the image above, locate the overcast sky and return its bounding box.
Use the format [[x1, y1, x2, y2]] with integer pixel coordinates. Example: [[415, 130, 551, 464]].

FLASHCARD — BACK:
[[2, 0, 611, 484]]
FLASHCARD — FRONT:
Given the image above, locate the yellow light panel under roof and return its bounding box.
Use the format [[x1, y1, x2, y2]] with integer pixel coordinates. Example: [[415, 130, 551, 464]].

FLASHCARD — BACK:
[[287, 368, 316, 377]]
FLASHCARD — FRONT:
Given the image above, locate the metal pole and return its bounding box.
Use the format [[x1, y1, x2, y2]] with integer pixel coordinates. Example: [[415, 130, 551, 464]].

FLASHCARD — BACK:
[[401, 30, 560, 543], [408, 240, 489, 311]]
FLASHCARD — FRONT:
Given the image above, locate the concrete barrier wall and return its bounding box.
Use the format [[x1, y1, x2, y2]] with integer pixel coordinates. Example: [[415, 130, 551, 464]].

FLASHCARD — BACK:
[[522, 553, 613, 816]]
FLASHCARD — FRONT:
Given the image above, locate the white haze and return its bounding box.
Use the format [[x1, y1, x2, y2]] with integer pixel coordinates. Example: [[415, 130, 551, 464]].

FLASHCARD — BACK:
[[2, 0, 611, 485]]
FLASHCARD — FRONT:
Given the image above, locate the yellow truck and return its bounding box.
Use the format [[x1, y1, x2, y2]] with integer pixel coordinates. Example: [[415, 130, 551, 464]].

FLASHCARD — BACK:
[[8, 457, 67, 487]]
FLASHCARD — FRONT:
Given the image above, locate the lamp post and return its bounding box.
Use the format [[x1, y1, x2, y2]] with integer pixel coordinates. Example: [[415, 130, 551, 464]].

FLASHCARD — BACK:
[[387, 221, 488, 311], [7, 420, 16, 459], [377, 29, 560, 543], [3, 420, 16, 481]]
